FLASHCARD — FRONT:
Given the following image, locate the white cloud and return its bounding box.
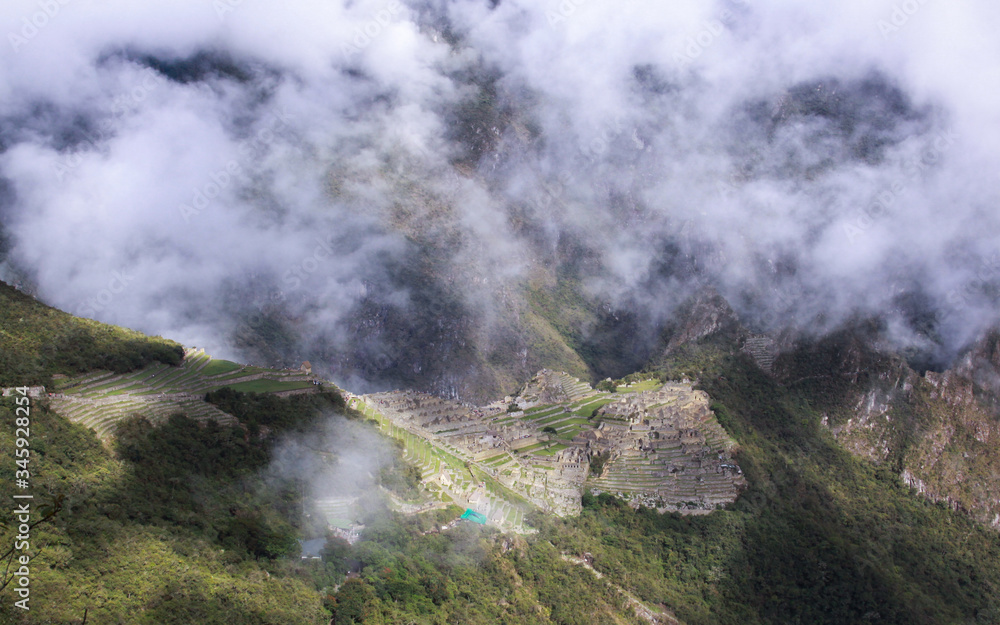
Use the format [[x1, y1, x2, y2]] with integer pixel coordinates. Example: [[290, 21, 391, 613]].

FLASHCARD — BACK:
[[1, 0, 999, 383]]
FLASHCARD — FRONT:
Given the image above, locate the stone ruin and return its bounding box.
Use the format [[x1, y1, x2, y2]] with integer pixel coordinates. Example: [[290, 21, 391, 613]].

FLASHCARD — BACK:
[[363, 371, 745, 518]]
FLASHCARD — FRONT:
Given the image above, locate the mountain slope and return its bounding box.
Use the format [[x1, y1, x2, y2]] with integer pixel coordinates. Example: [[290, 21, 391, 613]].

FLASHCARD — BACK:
[[774, 325, 1000, 529], [0, 281, 183, 388], [3, 281, 1000, 624]]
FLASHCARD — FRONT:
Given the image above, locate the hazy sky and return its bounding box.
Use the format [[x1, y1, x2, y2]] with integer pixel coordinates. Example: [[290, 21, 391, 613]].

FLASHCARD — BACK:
[[1, 0, 999, 385]]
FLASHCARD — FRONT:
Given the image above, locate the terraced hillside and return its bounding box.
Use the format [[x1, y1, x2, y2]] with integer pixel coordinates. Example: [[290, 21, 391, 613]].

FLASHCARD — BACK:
[[48, 348, 320, 438], [352, 370, 745, 528], [351, 394, 533, 531], [587, 385, 744, 510]]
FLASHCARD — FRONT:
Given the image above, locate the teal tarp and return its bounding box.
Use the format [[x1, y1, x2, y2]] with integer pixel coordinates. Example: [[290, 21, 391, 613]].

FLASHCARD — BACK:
[[460, 509, 488, 524]]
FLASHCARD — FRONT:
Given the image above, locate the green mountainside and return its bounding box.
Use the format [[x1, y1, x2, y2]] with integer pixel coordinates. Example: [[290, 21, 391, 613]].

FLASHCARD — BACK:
[[0, 281, 183, 388], [2, 280, 1000, 624], [766, 323, 1000, 530]]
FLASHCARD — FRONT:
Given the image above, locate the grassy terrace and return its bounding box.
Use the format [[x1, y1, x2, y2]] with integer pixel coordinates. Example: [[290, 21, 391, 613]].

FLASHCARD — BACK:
[[201, 369, 261, 383], [616, 378, 663, 393], [547, 419, 595, 440], [217, 379, 313, 393], [49, 348, 321, 438], [490, 416, 521, 426], [353, 396, 532, 529], [482, 453, 513, 466], [354, 400, 466, 480], [573, 396, 616, 417], [524, 404, 558, 415], [532, 443, 569, 456], [200, 358, 242, 375], [534, 411, 577, 425]]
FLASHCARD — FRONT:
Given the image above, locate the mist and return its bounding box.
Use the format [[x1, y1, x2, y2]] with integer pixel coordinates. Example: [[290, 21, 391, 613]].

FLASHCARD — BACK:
[[2, 0, 999, 394], [267, 414, 397, 525]]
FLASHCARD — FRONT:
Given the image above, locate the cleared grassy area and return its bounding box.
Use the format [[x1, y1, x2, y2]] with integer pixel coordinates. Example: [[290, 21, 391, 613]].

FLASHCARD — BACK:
[[358, 401, 467, 476], [201, 359, 243, 376], [616, 379, 662, 393], [185, 351, 211, 366], [220, 379, 313, 393], [145, 366, 191, 388], [104, 387, 146, 397], [535, 412, 578, 425], [573, 397, 617, 417], [597, 416, 631, 424], [355, 397, 533, 524], [552, 425, 591, 440], [532, 443, 569, 456], [199, 370, 259, 384], [81, 378, 144, 393], [469, 466, 532, 508], [120, 366, 169, 383], [525, 404, 558, 415], [523, 407, 565, 423], [490, 417, 520, 426]]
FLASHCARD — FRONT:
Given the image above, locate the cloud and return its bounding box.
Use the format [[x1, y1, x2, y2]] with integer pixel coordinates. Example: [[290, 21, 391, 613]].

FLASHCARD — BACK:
[[267, 414, 393, 502], [1, 0, 999, 390]]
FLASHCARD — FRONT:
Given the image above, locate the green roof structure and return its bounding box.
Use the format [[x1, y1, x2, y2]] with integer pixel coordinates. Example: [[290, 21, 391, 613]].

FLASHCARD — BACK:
[[460, 509, 488, 524]]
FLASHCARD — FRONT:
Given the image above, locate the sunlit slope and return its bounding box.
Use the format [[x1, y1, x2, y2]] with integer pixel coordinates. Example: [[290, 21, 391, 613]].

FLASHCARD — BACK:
[[49, 348, 321, 438], [0, 280, 183, 387]]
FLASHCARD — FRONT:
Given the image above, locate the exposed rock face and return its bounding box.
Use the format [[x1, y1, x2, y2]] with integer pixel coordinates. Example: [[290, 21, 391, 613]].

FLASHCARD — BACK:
[[663, 288, 742, 355], [780, 328, 1000, 530], [656, 292, 1000, 532], [362, 370, 744, 518]]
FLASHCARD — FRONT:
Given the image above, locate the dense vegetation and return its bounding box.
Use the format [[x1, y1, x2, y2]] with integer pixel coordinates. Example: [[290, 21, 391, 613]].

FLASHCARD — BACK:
[[771, 323, 1000, 531], [0, 281, 183, 387], [205, 385, 348, 438], [319, 343, 1000, 624], [0, 392, 645, 624], [322, 510, 648, 625], [618, 344, 1000, 624], [3, 285, 1000, 624], [0, 389, 357, 623]]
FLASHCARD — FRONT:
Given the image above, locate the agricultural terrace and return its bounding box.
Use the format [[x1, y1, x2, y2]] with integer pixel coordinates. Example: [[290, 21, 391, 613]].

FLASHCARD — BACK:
[[48, 348, 320, 438]]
